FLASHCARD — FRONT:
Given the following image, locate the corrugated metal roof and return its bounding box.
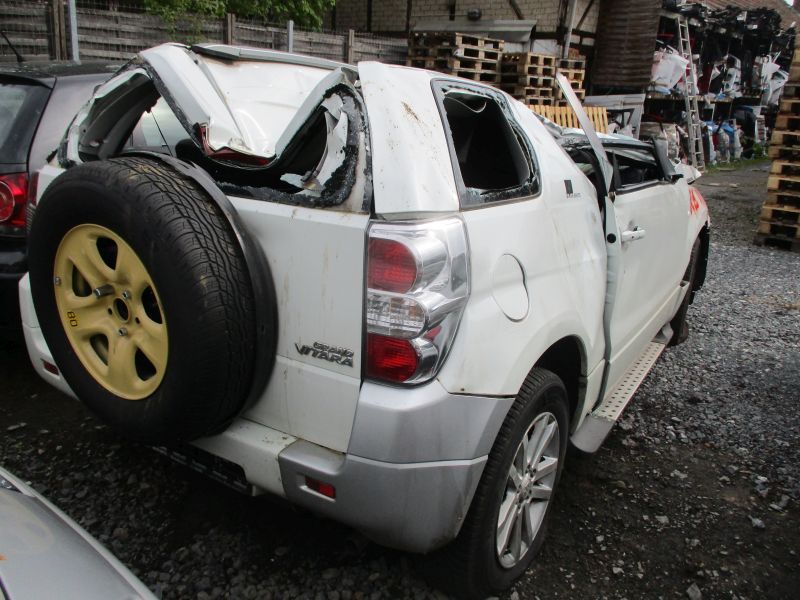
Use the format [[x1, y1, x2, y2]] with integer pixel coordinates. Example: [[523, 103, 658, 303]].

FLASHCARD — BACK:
[[700, 0, 799, 27]]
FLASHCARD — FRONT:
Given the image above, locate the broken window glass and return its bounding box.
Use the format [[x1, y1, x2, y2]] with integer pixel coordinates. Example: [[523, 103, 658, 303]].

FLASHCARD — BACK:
[[436, 83, 538, 207]]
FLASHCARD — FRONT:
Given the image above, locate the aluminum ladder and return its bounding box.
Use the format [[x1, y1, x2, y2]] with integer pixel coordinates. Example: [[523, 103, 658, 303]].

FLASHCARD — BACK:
[[675, 15, 705, 170]]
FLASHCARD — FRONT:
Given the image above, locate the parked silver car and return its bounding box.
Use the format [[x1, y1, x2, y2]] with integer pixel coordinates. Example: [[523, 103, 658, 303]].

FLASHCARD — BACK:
[[0, 466, 155, 599]]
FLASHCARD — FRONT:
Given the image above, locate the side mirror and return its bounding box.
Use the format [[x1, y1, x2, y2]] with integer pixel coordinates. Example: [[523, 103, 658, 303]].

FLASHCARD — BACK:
[[670, 172, 684, 182]]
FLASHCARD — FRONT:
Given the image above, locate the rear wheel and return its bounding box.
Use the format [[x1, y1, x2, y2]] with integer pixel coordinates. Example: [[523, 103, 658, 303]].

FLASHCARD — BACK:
[[29, 157, 266, 443], [432, 368, 569, 599]]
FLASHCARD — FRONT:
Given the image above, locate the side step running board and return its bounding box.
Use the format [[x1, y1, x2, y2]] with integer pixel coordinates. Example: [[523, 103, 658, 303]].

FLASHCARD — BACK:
[[571, 340, 667, 453]]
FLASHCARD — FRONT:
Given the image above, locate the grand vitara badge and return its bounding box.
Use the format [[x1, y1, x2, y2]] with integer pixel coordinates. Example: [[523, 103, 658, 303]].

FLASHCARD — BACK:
[[295, 341, 354, 367]]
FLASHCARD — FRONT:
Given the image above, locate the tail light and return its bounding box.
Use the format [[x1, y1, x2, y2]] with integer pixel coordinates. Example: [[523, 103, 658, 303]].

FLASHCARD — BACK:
[[366, 218, 469, 385], [0, 173, 29, 234]]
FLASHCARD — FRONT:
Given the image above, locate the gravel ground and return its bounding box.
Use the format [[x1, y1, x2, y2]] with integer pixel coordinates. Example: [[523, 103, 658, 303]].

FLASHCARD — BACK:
[[1, 161, 798, 599]]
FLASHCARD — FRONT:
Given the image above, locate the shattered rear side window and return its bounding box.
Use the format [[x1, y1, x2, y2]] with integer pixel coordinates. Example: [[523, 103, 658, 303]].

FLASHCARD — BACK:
[[436, 83, 537, 207]]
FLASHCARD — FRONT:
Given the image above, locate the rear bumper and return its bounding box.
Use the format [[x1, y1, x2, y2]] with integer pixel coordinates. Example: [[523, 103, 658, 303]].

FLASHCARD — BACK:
[[198, 380, 513, 553], [280, 441, 487, 553], [279, 380, 513, 553]]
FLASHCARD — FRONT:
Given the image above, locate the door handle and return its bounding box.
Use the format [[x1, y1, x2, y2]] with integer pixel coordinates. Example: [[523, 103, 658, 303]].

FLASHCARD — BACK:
[[620, 227, 646, 243]]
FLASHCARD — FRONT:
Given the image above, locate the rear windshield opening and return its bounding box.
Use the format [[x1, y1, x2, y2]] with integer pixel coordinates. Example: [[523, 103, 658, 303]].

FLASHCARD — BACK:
[[441, 90, 532, 203]]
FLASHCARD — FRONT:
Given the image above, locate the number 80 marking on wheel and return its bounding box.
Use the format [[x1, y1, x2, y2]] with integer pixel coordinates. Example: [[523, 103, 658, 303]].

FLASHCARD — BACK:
[[66, 311, 78, 327]]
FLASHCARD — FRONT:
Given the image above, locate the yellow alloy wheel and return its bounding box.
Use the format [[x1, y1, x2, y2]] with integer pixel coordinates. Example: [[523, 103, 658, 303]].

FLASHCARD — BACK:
[[53, 224, 168, 400]]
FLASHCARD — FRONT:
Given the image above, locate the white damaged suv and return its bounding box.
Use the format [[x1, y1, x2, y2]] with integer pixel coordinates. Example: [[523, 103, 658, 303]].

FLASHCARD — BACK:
[[20, 44, 710, 598]]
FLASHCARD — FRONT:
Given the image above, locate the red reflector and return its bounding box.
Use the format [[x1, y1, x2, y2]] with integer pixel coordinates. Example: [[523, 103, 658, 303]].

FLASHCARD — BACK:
[[366, 333, 419, 382], [689, 186, 706, 215], [368, 237, 418, 293], [0, 173, 28, 228], [42, 360, 59, 375], [305, 476, 336, 499]]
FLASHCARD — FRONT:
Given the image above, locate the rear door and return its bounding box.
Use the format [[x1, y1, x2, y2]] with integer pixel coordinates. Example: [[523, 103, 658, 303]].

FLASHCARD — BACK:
[[106, 45, 370, 453]]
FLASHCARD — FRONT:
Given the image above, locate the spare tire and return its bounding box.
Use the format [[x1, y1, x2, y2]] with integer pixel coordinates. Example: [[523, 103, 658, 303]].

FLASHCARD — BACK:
[[28, 157, 261, 443]]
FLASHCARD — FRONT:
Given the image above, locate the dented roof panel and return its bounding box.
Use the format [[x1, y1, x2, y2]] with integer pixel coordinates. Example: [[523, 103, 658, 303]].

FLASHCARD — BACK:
[[359, 63, 460, 217], [199, 56, 337, 157], [140, 44, 335, 159]]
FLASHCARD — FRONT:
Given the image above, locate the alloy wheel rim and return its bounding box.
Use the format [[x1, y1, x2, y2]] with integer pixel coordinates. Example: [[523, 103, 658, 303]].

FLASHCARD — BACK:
[[53, 224, 168, 400], [496, 411, 560, 569]]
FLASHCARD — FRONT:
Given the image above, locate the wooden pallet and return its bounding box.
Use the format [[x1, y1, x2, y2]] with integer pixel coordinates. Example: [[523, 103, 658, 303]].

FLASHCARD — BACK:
[[753, 232, 800, 251], [501, 85, 554, 98], [501, 52, 556, 68], [775, 113, 800, 130], [757, 220, 800, 239], [530, 105, 609, 133], [499, 74, 554, 87], [556, 67, 585, 82], [408, 45, 501, 61], [782, 82, 800, 100], [554, 77, 584, 91], [406, 56, 499, 73], [410, 32, 504, 51], [558, 57, 586, 69], [770, 130, 800, 147], [452, 69, 500, 83], [767, 174, 800, 193], [769, 160, 800, 177], [500, 64, 556, 77], [778, 98, 800, 115], [520, 97, 555, 106], [765, 191, 800, 209], [554, 87, 586, 101], [768, 145, 800, 160], [761, 203, 800, 224]]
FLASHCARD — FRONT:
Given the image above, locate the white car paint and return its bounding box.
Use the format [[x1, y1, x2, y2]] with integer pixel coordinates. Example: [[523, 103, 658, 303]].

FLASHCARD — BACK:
[[359, 62, 461, 217], [603, 178, 690, 393]]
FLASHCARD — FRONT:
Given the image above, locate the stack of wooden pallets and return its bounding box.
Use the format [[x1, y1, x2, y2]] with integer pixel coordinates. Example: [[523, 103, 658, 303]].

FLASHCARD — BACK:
[[406, 32, 504, 83], [529, 104, 608, 133], [554, 57, 587, 105], [758, 62, 800, 251], [497, 52, 557, 106]]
